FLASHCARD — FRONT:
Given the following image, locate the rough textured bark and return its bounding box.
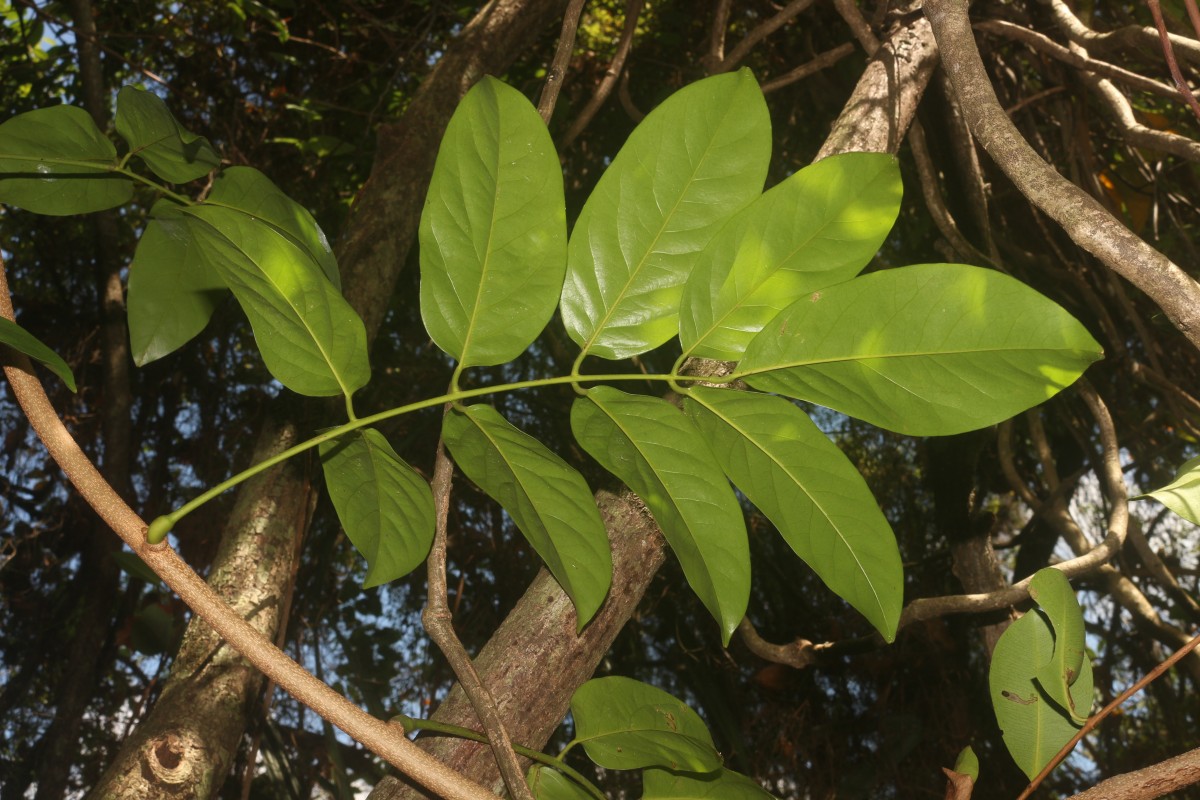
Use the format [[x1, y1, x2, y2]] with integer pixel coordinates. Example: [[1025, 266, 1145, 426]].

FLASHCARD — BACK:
[[90, 0, 569, 795], [1067, 746, 1200, 800], [371, 12, 940, 798]]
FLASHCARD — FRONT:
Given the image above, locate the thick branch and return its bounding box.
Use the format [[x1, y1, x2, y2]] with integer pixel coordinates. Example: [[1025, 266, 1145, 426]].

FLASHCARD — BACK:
[[925, 0, 1200, 351], [1067, 746, 1200, 800], [1040, 0, 1200, 67]]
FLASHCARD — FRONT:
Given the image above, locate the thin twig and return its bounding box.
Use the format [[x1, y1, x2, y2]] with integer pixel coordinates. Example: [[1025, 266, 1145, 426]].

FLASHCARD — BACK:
[[761, 43, 856, 93], [1017, 628, 1200, 800], [1041, 0, 1200, 68], [719, 0, 819, 71], [560, 0, 643, 149], [0, 256, 499, 800], [1145, 0, 1200, 122], [833, 0, 879, 54], [538, 0, 588, 124], [706, 0, 734, 70], [425, 431, 534, 800]]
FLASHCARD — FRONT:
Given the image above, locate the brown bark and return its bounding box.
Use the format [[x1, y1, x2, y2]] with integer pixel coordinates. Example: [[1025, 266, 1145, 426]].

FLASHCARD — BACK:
[[1067, 746, 1200, 800], [89, 0, 570, 796]]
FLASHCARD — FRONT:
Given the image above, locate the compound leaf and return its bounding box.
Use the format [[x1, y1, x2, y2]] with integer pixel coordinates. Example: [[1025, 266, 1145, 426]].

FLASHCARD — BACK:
[[320, 429, 435, 588], [0, 316, 76, 391], [570, 676, 721, 772], [571, 386, 748, 643], [739, 264, 1103, 436], [127, 201, 226, 366], [181, 204, 369, 397], [680, 152, 901, 360], [420, 77, 566, 367], [683, 388, 901, 640], [443, 404, 611, 627], [0, 104, 131, 214], [561, 69, 770, 360], [115, 85, 220, 183]]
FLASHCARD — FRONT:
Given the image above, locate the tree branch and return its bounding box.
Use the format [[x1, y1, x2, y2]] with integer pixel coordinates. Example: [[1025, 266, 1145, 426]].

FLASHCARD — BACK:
[[1040, 0, 1200, 67], [537, 0, 587, 123], [560, 0, 643, 149]]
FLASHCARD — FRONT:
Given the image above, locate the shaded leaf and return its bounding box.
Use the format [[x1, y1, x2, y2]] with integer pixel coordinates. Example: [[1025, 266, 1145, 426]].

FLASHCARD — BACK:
[[181, 204, 369, 397], [0, 316, 76, 391], [443, 404, 611, 627], [0, 104, 131, 214], [990, 608, 1092, 780], [570, 676, 721, 772], [739, 264, 1104, 436], [1136, 455, 1200, 525], [680, 153, 902, 360], [115, 85, 220, 183], [643, 768, 776, 800], [420, 77, 566, 367], [952, 746, 979, 782], [561, 69, 771, 360], [527, 765, 595, 800], [683, 388, 901, 640], [570, 387, 748, 643], [206, 166, 341, 290], [128, 200, 226, 365], [320, 429, 435, 588], [1029, 569, 1088, 723]]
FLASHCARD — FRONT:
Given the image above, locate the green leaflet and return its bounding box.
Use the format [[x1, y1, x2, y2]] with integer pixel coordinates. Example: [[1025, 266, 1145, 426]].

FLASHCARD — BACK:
[[206, 166, 341, 290], [180, 203, 370, 397], [643, 768, 776, 800], [570, 386, 748, 643], [561, 68, 770, 360], [0, 316, 76, 391], [738, 264, 1104, 436], [1029, 569, 1088, 724], [527, 766, 594, 800], [570, 676, 721, 772], [1135, 455, 1200, 525], [319, 429, 435, 588], [115, 86, 220, 184], [679, 152, 902, 361], [0, 104, 131, 215], [442, 404, 611, 627], [683, 388, 901, 640], [952, 746, 979, 782], [990, 607, 1092, 780], [127, 201, 226, 366], [419, 77, 567, 368]]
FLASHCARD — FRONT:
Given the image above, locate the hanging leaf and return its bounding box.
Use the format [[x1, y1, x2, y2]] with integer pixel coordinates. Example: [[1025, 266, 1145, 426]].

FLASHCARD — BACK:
[[561, 68, 771, 360], [420, 77, 567, 367], [128, 201, 226, 366], [115, 85, 220, 184], [990, 607, 1092, 780], [527, 766, 594, 800], [442, 404, 611, 627], [570, 386, 748, 643], [205, 166, 341, 290], [683, 388, 901, 640], [570, 676, 721, 772], [1135, 455, 1200, 525], [0, 316, 77, 391], [320, 428, 435, 588], [1029, 569, 1089, 724], [680, 152, 902, 361], [0, 104, 131, 214], [738, 264, 1104, 436], [643, 768, 776, 800], [181, 204, 370, 397]]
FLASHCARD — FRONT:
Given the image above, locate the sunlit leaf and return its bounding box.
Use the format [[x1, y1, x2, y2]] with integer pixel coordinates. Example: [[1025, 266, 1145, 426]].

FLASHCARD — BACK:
[[683, 388, 901, 640], [1029, 568, 1089, 724], [990, 607, 1092, 780], [680, 152, 901, 360], [320, 429, 435, 588], [115, 85, 220, 183], [443, 404, 611, 627], [420, 77, 566, 367], [0, 316, 76, 391], [570, 386, 748, 643], [1136, 455, 1200, 525], [206, 166, 341, 290], [643, 767, 776, 800], [527, 765, 594, 800], [181, 204, 369, 397], [127, 200, 226, 366], [561, 68, 770, 360], [738, 264, 1104, 436], [0, 104, 131, 214], [570, 676, 721, 772]]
